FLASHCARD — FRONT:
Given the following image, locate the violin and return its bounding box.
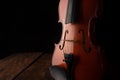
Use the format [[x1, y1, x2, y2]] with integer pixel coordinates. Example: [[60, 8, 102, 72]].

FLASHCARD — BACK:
[[49, 0, 106, 80]]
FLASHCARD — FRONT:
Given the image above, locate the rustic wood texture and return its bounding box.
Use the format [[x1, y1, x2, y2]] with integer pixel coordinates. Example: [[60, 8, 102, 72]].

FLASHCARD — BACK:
[[14, 53, 54, 80], [0, 52, 54, 80]]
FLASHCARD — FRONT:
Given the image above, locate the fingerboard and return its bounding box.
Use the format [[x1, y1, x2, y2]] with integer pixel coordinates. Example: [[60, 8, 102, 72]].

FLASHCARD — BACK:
[[65, 0, 78, 24]]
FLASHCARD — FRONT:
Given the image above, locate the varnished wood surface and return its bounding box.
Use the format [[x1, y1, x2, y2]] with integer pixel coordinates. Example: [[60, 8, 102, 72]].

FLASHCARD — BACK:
[[0, 52, 54, 80]]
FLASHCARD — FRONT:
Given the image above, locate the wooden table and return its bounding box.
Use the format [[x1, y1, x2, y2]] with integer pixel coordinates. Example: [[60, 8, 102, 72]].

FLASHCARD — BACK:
[[0, 52, 54, 80]]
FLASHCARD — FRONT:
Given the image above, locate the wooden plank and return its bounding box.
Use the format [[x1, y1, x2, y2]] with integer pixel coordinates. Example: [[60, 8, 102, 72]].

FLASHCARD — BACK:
[[14, 53, 54, 80], [0, 52, 43, 80]]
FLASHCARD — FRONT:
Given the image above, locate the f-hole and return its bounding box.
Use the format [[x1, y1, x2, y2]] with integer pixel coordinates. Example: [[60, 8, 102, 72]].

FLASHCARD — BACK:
[[59, 30, 69, 50], [79, 29, 91, 53]]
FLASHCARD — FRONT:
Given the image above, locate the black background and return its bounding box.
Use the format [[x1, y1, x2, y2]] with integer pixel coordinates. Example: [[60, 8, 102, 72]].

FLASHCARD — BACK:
[[0, 0, 119, 80], [1, 1, 61, 53]]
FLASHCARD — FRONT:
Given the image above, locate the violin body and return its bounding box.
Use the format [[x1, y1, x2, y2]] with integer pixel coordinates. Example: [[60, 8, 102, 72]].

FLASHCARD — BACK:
[[50, 0, 106, 80]]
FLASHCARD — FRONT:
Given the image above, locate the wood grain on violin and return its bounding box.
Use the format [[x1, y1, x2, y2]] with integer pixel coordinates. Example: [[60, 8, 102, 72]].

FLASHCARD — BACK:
[[49, 0, 106, 80]]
